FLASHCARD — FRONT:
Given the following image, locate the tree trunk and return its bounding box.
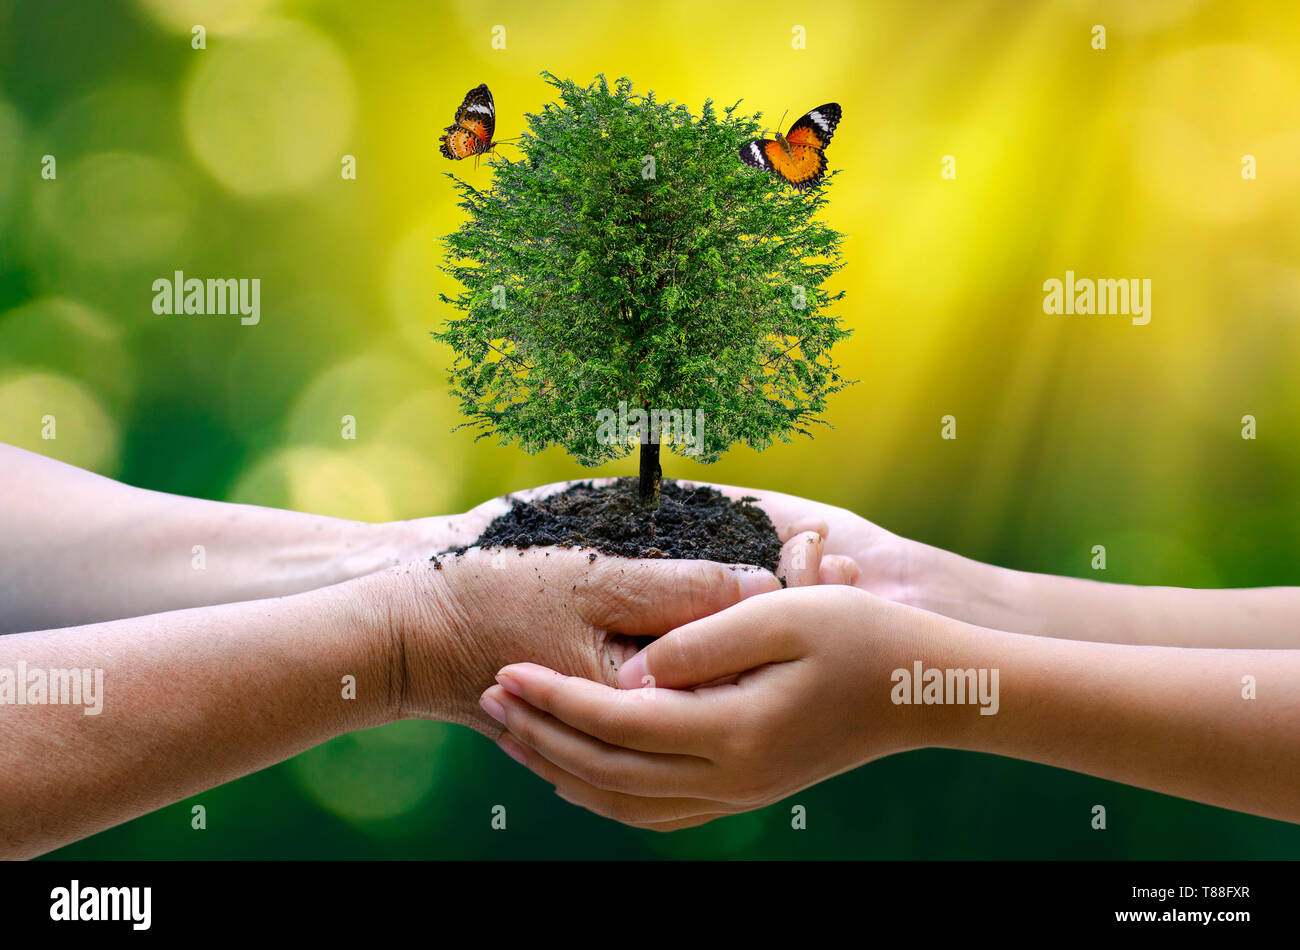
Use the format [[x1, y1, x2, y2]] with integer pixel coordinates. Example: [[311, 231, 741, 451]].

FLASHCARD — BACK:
[[638, 439, 661, 508]]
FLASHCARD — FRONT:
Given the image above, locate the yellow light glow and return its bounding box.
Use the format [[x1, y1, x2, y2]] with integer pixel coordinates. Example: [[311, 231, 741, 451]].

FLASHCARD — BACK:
[[0, 372, 119, 475], [182, 19, 356, 196]]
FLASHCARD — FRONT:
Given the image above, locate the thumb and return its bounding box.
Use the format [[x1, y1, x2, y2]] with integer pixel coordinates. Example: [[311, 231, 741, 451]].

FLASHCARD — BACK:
[[618, 591, 802, 689], [581, 556, 780, 638]]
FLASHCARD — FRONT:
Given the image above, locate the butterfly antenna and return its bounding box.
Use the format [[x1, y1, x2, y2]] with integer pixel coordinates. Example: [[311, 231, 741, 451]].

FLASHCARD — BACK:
[[777, 108, 789, 136]]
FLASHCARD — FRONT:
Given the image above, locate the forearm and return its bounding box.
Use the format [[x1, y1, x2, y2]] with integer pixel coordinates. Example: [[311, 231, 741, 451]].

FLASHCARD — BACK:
[[701, 481, 1300, 649], [905, 538, 1300, 648], [0, 444, 451, 631], [0, 579, 392, 859], [919, 620, 1300, 823]]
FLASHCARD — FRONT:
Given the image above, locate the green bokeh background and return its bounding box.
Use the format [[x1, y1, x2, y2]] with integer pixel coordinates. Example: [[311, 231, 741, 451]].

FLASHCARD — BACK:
[[1, 0, 1297, 858]]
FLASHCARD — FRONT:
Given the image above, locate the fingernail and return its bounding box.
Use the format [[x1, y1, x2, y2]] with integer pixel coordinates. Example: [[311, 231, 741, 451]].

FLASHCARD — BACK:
[[618, 652, 648, 689], [495, 670, 523, 697], [479, 694, 506, 724], [497, 735, 527, 765], [736, 567, 778, 597]]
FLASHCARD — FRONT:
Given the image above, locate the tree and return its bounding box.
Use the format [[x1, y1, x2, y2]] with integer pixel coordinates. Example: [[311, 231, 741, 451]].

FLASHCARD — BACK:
[[436, 73, 850, 507]]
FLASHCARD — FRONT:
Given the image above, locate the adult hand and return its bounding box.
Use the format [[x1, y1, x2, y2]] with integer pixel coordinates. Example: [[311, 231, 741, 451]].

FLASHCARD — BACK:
[[364, 528, 847, 735], [0, 533, 820, 859]]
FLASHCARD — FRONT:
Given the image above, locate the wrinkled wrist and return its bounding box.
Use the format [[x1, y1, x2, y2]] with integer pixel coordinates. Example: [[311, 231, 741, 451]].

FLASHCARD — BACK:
[[293, 579, 403, 733], [351, 560, 484, 727]]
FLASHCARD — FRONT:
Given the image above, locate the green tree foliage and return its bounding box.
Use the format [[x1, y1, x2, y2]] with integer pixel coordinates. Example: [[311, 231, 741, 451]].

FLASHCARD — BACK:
[[436, 73, 850, 504]]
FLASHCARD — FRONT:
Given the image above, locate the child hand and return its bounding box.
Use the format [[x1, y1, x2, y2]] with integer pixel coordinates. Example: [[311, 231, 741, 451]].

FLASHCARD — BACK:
[[479, 584, 940, 830]]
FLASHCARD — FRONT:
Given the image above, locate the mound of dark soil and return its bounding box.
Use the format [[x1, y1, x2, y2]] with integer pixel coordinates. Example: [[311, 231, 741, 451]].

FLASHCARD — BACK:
[[461, 478, 781, 572]]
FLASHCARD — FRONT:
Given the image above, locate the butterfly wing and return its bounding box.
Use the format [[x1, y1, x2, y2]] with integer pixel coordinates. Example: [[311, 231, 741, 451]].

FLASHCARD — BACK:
[[771, 144, 828, 191], [739, 139, 828, 191], [440, 83, 495, 160], [454, 83, 495, 145], [784, 103, 841, 150], [441, 127, 488, 160], [740, 138, 780, 173]]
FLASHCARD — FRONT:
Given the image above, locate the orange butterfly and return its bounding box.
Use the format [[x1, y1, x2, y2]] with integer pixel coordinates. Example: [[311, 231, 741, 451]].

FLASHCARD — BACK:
[[440, 84, 496, 164], [740, 103, 842, 190]]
